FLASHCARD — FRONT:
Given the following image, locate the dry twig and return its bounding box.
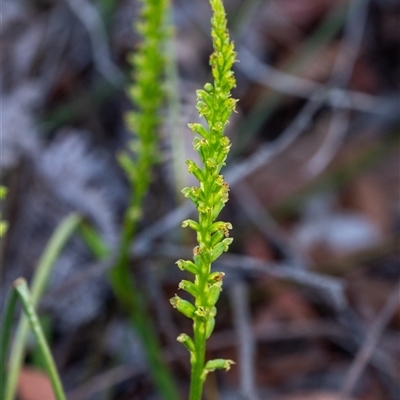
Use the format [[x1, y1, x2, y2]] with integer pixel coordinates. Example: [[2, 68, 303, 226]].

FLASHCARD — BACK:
[[64, 0, 124, 86], [306, 0, 370, 176], [229, 280, 260, 400], [339, 282, 400, 399]]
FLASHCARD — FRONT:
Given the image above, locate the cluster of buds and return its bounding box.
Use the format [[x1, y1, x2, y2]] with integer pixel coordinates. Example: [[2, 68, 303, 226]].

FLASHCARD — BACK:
[[170, 0, 237, 397]]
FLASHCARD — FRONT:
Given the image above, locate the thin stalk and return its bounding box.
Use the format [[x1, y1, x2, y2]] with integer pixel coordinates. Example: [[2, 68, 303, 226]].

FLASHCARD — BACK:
[[4, 213, 81, 400], [79, 220, 179, 397], [13, 278, 66, 400], [107, 0, 180, 397], [189, 299, 207, 400], [78, 200, 179, 398], [190, 236, 210, 400], [79, 221, 110, 260], [109, 195, 179, 400], [0, 285, 18, 395]]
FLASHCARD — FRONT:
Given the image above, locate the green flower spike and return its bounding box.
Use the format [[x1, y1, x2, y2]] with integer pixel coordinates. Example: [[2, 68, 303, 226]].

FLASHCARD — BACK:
[[171, 0, 237, 399], [110, 0, 181, 399]]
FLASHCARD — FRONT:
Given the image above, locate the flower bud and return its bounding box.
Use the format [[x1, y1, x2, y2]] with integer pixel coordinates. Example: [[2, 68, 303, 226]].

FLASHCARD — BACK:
[[176, 259, 198, 274], [204, 359, 235, 373], [182, 219, 200, 231], [210, 199, 228, 221], [204, 83, 214, 93], [188, 123, 208, 139], [186, 160, 204, 181], [207, 271, 225, 284], [181, 187, 202, 206], [177, 333, 195, 352], [179, 280, 198, 297], [193, 246, 211, 266], [170, 296, 195, 319], [205, 317, 215, 339], [210, 230, 224, 248], [210, 221, 232, 235], [210, 238, 233, 262], [207, 282, 222, 307]]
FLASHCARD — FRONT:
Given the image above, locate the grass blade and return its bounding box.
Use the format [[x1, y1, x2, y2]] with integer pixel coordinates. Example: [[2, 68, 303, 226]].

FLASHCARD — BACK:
[[13, 278, 66, 400], [4, 213, 81, 400]]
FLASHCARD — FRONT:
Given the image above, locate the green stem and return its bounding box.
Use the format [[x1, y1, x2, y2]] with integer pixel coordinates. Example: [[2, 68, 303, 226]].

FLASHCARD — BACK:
[[79, 221, 110, 260], [1, 285, 18, 396], [78, 206, 179, 399], [189, 319, 207, 400], [13, 279, 66, 400], [172, 1, 237, 398], [109, 269, 179, 400], [4, 213, 81, 400], [109, 195, 179, 400], [189, 225, 211, 400]]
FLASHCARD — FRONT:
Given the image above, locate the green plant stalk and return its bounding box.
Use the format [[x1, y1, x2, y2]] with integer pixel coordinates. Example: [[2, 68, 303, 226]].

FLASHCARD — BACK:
[[12, 278, 67, 400], [80, 218, 178, 397], [30, 315, 52, 371], [79, 221, 110, 260], [110, 166, 179, 400], [109, 0, 179, 398], [190, 332, 206, 400], [170, 1, 237, 399], [0, 284, 18, 392], [80, 216, 179, 398], [4, 213, 81, 400]]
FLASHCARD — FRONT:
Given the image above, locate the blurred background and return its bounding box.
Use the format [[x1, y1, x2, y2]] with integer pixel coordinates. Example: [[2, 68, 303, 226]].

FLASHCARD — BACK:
[[1, 0, 399, 399]]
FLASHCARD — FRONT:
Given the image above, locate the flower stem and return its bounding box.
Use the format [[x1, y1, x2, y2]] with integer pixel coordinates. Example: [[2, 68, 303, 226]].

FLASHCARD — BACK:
[[190, 317, 207, 400], [171, 0, 237, 398]]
